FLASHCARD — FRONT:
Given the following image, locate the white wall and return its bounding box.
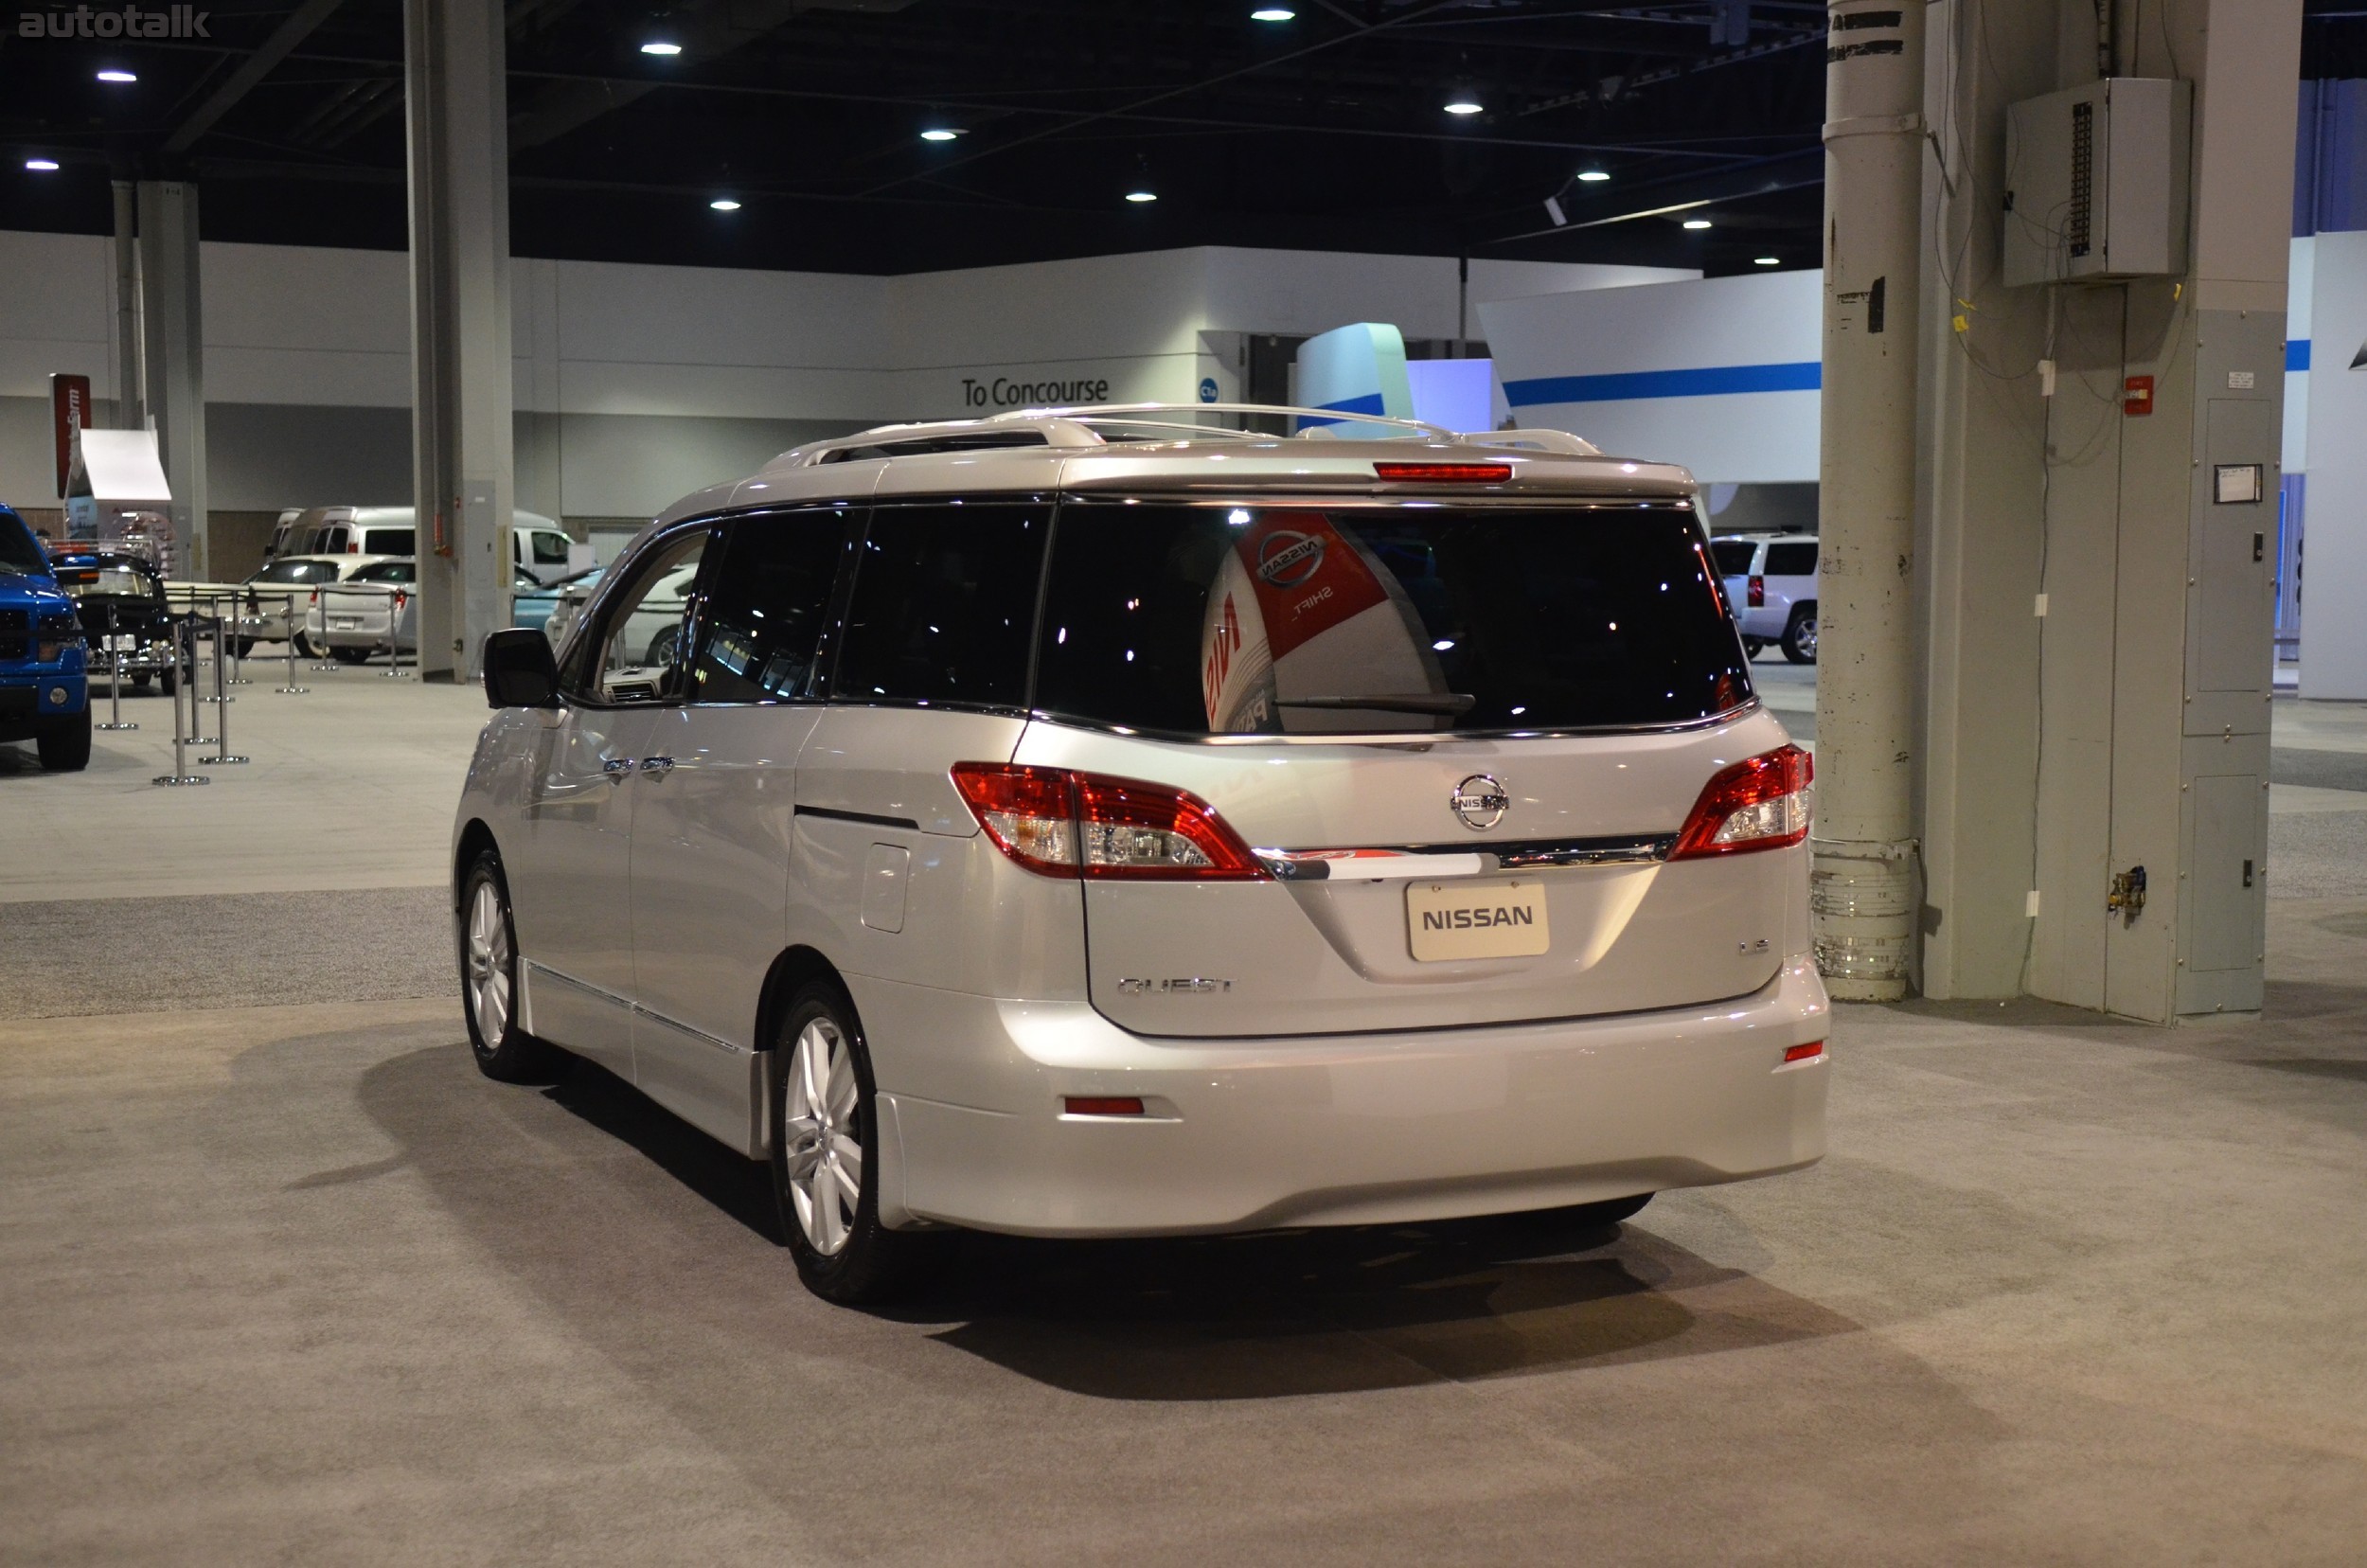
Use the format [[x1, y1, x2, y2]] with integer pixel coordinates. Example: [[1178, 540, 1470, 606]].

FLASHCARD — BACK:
[[1479, 269, 1824, 483], [0, 228, 1689, 512]]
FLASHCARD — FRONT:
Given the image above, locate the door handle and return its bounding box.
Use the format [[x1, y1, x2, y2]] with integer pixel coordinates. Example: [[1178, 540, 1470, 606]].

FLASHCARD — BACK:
[[602, 757, 634, 780], [639, 755, 675, 776]]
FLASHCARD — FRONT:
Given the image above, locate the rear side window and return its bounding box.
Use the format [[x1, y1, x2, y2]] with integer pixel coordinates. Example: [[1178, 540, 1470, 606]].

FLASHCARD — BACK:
[[1710, 539, 1758, 577], [832, 504, 1047, 709], [1033, 502, 1749, 737], [362, 527, 416, 557], [529, 530, 570, 564], [1764, 541, 1818, 576], [691, 509, 851, 703]]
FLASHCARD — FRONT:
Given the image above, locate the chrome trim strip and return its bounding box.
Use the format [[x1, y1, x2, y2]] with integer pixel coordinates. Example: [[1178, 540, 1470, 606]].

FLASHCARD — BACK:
[[1256, 835, 1673, 881], [524, 958, 630, 1007], [1023, 700, 1766, 747]]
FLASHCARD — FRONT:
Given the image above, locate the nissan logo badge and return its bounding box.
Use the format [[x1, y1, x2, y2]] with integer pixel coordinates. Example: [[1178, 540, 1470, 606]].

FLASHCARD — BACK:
[[1450, 774, 1509, 830]]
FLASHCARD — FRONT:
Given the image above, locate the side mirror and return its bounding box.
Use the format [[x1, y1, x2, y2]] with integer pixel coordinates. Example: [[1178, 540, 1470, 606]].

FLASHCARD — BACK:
[[483, 628, 561, 710]]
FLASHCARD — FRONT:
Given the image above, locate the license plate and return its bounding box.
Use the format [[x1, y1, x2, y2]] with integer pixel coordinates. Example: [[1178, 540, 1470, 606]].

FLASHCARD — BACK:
[[1406, 878, 1550, 962], [332, 617, 360, 629]]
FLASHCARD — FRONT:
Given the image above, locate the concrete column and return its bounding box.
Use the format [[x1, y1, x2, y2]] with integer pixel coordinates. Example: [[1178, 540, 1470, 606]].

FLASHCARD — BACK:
[[1913, 0, 2303, 1019], [1812, 0, 1926, 1002], [112, 180, 141, 431], [404, 0, 514, 681], [135, 180, 205, 578]]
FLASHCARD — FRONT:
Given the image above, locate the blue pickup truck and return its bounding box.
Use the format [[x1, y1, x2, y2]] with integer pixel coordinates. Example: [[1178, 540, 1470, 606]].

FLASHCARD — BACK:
[[0, 506, 91, 772]]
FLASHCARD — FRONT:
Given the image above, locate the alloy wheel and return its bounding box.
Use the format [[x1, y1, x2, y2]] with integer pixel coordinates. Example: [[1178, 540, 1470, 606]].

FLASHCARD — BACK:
[[782, 1016, 863, 1255], [465, 880, 512, 1045]]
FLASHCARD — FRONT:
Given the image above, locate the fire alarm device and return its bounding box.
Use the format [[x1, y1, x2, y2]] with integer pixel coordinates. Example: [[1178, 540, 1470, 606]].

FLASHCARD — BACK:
[[2122, 375, 2155, 416]]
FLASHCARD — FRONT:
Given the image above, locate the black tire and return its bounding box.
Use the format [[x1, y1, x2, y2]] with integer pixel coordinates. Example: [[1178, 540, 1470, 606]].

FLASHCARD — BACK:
[[1781, 605, 1818, 665], [36, 708, 92, 772], [770, 982, 934, 1306], [130, 672, 152, 691], [159, 668, 178, 698], [294, 630, 321, 659], [331, 647, 370, 666], [234, 638, 257, 659], [1741, 635, 1765, 659], [457, 849, 563, 1083]]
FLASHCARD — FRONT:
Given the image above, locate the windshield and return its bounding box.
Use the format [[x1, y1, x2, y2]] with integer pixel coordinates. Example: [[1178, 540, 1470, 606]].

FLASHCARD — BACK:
[[1033, 502, 1751, 738], [252, 559, 342, 584], [0, 512, 49, 575], [55, 563, 162, 601], [1709, 539, 1758, 577]]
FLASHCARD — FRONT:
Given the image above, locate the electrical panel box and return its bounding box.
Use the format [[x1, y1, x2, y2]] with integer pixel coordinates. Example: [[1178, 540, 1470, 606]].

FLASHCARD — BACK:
[[2003, 77, 2192, 286]]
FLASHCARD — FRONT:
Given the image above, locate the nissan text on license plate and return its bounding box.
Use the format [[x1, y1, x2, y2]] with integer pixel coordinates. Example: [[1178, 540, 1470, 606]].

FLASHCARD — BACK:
[[1406, 878, 1550, 962]]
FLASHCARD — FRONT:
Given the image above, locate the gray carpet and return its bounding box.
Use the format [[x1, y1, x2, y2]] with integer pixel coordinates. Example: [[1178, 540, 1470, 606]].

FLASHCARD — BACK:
[[4, 902, 2365, 1563], [0, 887, 452, 1019], [2272, 746, 2367, 793]]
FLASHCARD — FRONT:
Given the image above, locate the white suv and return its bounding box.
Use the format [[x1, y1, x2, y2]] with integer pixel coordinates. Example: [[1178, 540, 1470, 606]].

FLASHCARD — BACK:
[[1711, 532, 1818, 663], [454, 405, 1830, 1304]]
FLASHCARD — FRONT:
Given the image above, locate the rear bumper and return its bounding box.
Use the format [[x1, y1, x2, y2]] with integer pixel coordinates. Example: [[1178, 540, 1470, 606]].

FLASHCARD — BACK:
[[866, 957, 1829, 1238]]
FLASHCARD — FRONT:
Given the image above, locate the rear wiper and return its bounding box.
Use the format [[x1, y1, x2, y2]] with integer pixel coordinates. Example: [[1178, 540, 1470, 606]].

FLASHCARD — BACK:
[[1276, 693, 1476, 715]]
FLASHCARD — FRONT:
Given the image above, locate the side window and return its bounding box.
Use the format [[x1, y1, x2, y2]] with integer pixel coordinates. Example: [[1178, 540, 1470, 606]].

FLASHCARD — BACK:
[[532, 530, 570, 565], [365, 527, 417, 557], [1765, 542, 1818, 577], [832, 503, 1048, 708], [690, 509, 851, 704], [587, 529, 707, 704]]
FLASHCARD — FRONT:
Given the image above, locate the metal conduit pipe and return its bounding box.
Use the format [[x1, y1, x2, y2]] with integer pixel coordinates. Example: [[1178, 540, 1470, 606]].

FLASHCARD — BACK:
[[1812, 0, 1924, 1001]]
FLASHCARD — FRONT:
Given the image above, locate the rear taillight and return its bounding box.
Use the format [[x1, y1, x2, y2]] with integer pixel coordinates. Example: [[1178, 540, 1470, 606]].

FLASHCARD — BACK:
[[952, 763, 1268, 882], [1747, 574, 1765, 607], [1669, 744, 1813, 860]]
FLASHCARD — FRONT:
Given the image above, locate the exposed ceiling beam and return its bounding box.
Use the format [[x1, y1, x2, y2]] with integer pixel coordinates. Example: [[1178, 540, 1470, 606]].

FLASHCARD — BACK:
[[163, 0, 347, 155]]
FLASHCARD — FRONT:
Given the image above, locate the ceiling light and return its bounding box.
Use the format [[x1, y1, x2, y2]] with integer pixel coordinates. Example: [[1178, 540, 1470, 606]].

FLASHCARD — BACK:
[[1576, 169, 1611, 183], [640, 41, 682, 56], [1682, 218, 1713, 230], [96, 69, 136, 83], [1754, 256, 1781, 266], [1443, 98, 1484, 116], [1125, 189, 1158, 204], [1251, 6, 1295, 18], [709, 198, 740, 211], [919, 128, 961, 142], [26, 157, 60, 171]]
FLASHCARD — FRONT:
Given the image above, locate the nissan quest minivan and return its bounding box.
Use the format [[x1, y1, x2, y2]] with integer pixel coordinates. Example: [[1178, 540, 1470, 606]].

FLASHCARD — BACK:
[[454, 404, 1829, 1304]]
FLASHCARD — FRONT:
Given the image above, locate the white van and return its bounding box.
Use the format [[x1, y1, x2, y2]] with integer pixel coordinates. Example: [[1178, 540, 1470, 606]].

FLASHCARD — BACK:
[[454, 405, 1829, 1305], [266, 506, 581, 584]]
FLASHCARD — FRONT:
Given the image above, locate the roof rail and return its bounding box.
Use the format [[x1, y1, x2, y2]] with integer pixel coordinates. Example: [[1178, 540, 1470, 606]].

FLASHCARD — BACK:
[[765, 401, 1578, 471]]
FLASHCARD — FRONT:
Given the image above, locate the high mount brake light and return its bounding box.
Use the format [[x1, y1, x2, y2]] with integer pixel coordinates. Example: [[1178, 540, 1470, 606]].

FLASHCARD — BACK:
[[1669, 744, 1813, 860], [951, 763, 1268, 881], [1373, 461, 1513, 483]]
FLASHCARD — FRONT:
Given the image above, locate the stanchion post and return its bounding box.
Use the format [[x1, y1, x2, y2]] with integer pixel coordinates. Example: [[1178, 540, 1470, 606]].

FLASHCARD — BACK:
[[201, 604, 248, 765], [199, 593, 226, 705], [98, 598, 135, 731], [228, 589, 253, 685], [276, 589, 309, 694], [382, 585, 410, 678], [152, 612, 207, 786], [310, 583, 340, 671], [188, 607, 218, 745]]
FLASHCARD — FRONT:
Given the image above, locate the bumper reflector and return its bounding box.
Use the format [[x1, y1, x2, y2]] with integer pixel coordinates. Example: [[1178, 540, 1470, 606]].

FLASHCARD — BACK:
[[1783, 1042, 1824, 1064], [1063, 1096, 1146, 1117]]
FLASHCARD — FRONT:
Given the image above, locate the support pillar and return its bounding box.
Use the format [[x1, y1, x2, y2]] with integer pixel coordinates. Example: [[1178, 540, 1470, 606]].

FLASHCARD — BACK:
[[405, 0, 514, 682], [112, 180, 141, 431], [135, 180, 205, 578], [1913, 0, 2303, 1020], [1812, 0, 1926, 1001]]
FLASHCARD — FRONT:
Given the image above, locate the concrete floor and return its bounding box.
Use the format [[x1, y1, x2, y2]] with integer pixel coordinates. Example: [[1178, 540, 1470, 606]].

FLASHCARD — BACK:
[[5, 650, 2365, 1564]]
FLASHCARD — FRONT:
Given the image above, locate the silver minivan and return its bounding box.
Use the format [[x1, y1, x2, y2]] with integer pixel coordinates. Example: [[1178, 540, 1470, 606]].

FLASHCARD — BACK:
[[454, 405, 1830, 1304]]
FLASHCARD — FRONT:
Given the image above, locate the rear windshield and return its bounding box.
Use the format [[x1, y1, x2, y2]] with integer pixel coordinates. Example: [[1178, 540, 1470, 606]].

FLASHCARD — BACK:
[[1709, 539, 1758, 577], [253, 560, 342, 584], [1033, 502, 1751, 737]]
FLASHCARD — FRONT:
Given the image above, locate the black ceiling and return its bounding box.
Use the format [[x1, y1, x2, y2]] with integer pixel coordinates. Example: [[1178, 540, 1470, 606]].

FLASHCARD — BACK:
[[0, 0, 2354, 276]]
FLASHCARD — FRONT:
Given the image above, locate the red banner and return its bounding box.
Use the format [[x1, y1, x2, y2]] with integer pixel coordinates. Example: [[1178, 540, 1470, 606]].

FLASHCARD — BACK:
[[49, 373, 91, 496]]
